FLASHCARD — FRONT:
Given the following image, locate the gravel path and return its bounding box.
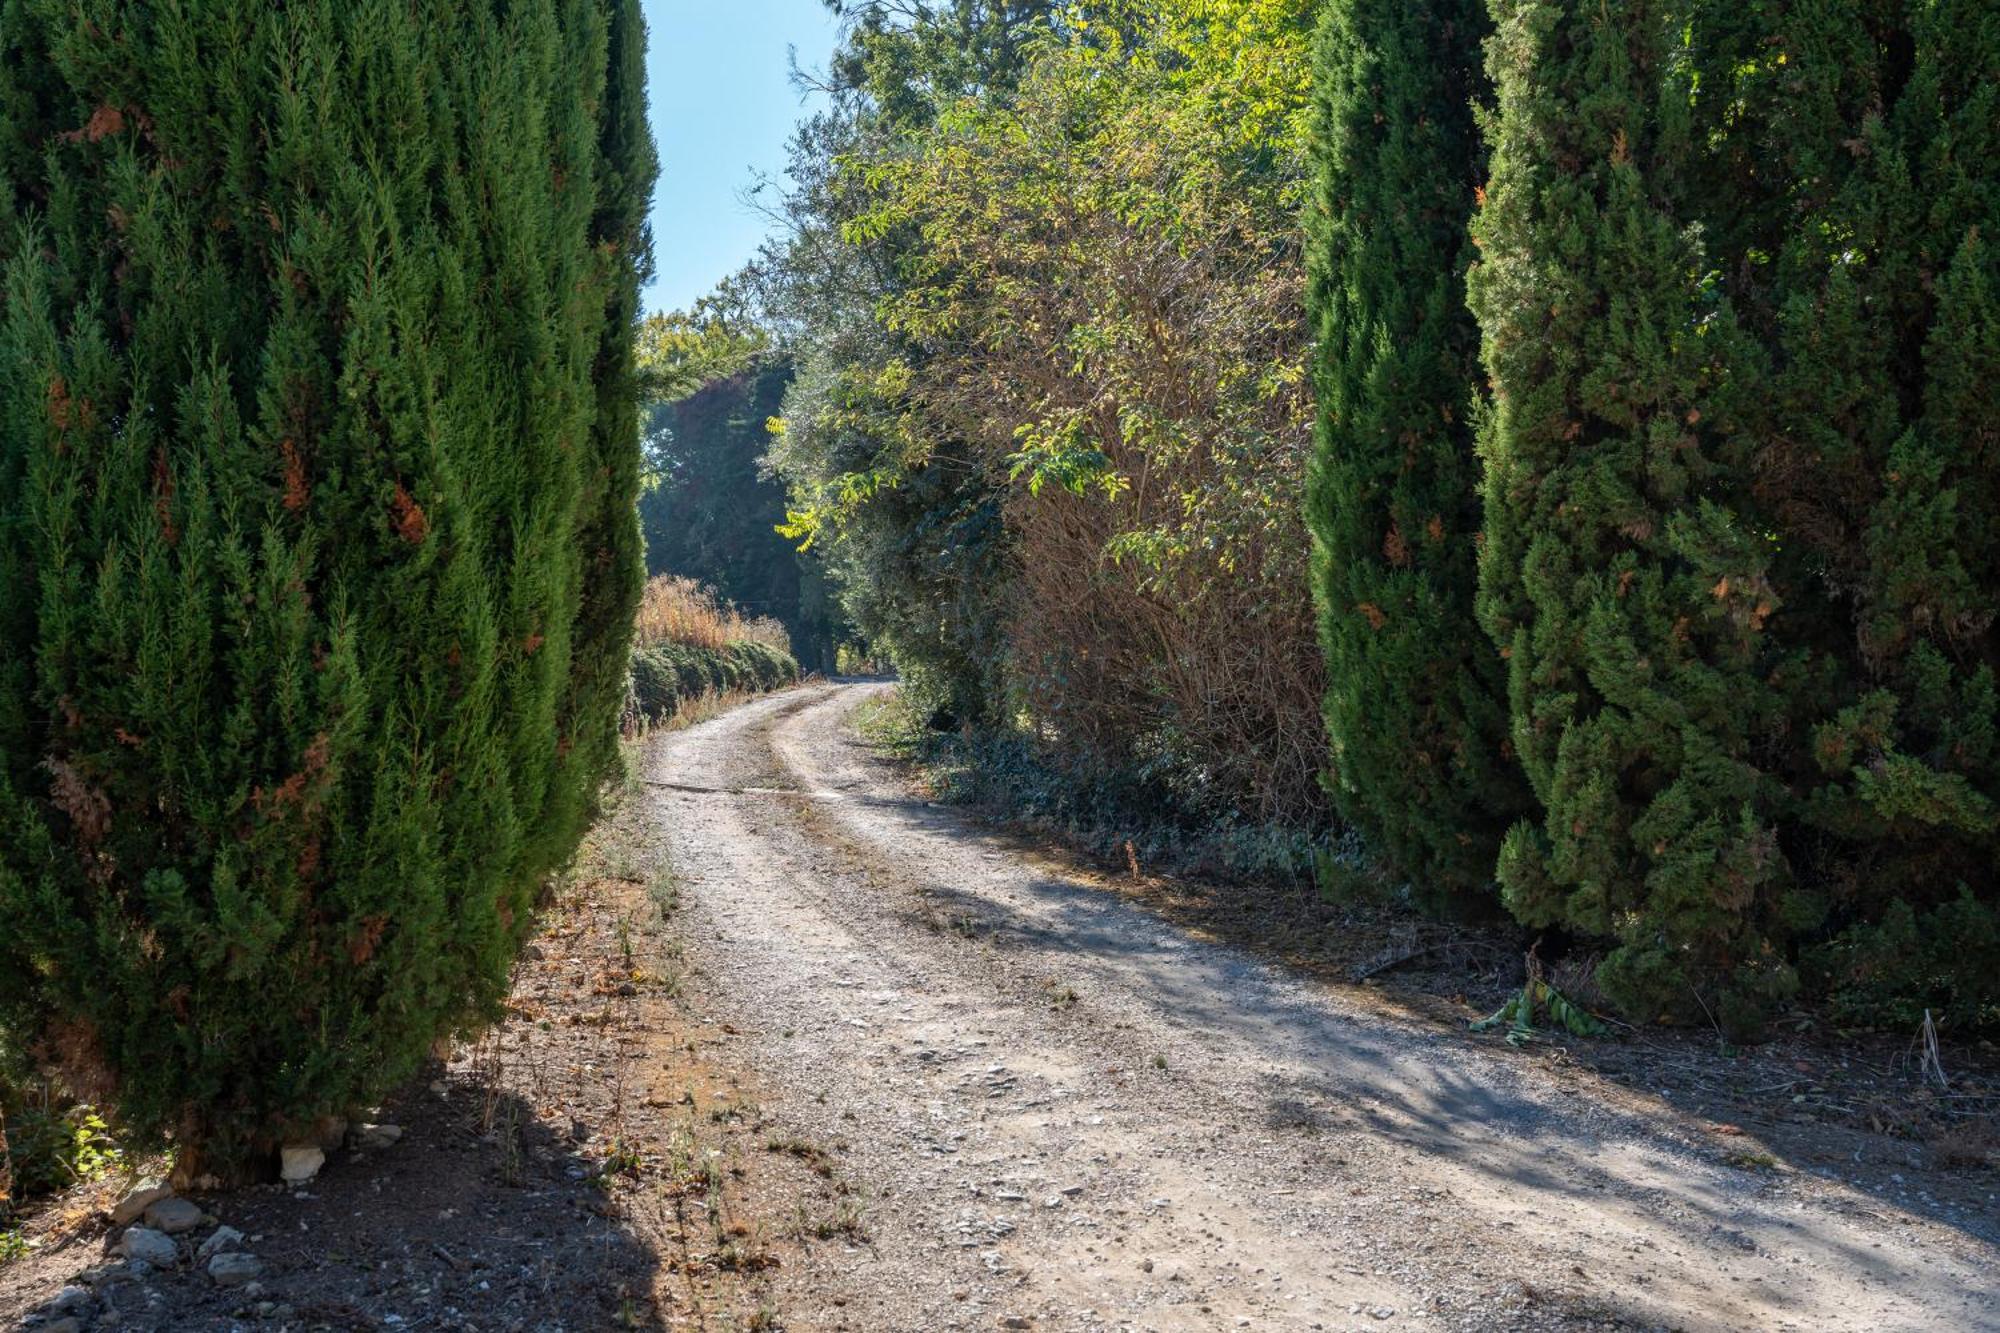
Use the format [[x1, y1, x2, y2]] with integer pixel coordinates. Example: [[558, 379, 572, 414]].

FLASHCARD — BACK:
[[645, 682, 2000, 1333]]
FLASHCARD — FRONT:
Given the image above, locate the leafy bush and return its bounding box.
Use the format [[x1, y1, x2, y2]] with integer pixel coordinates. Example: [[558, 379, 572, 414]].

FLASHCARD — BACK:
[[1807, 891, 2000, 1032], [626, 642, 800, 729], [1, 1033, 121, 1222], [759, 0, 1327, 832], [0, 0, 655, 1173]]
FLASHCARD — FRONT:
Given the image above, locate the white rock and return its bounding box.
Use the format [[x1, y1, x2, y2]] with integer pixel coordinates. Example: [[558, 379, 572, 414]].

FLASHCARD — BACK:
[[279, 1145, 325, 1184], [110, 1179, 173, 1226], [115, 1226, 178, 1267], [143, 1197, 205, 1235], [197, 1226, 245, 1260], [207, 1251, 265, 1287], [350, 1123, 404, 1151]]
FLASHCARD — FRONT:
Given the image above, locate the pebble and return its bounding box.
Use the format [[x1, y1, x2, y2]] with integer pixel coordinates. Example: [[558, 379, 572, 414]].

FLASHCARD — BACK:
[[115, 1227, 179, 1268], [350, 1123, 405, 1151], [110, 1179, 174, 1226], [207, 1252, 266, 1287], [143, 1197, 205, 1235], [279, 1145, 325, 1185], [197, 1226, 246, 1260], [998, 1318, 1031, 1330]]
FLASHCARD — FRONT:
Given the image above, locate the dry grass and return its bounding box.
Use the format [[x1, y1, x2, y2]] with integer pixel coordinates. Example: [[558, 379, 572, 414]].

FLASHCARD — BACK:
[[634, 576, 790, 655]]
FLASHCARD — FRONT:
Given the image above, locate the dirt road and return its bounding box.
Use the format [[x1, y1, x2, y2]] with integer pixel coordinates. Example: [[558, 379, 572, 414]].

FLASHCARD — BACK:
[[644, 683, 1999, 1333]]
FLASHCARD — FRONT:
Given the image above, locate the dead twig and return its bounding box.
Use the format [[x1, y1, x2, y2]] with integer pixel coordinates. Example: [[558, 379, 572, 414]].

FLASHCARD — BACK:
[[1350, 939, 1506, 983]]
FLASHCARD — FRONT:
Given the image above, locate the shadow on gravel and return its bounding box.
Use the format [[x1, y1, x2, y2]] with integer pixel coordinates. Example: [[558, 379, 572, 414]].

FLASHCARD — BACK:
[[856, 773, 2000, 1300], [7, 1079, 664, 1333]]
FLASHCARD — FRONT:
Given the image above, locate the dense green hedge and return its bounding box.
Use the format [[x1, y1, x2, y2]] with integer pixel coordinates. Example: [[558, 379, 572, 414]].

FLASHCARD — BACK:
[[627, 641, 800, 727], [0, 0, 654, 1172]]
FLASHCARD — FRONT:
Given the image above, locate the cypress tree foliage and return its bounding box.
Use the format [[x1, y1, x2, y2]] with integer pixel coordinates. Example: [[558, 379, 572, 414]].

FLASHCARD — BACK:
[[1469, 0, 1804, 1031], [0, 0, 654, 1170], [1305, 0, 1528, 909], [1703, 0, 2000, 1026], [1474, 0, 2000, 1032]]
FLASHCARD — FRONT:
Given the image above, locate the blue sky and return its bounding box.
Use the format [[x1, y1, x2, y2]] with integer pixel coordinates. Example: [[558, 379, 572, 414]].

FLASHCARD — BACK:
[[641, 0, 842, 314]]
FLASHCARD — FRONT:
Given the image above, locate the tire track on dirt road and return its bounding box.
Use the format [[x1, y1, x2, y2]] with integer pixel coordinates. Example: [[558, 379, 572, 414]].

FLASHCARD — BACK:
[[645, 683, 2000, 1333]]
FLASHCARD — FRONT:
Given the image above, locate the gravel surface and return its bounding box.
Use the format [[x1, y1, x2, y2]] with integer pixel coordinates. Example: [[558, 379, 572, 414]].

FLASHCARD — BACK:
[[649, 682, 2000, 1333]]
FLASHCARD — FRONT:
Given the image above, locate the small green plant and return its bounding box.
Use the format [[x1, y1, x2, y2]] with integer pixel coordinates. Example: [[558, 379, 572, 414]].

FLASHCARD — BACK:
[[1724, 1149, 1780, 1172], [598, 1139, 648, 1182], [1472, 975, 1608, 1046], [0, 1228, 32, 1263], [2, 1096, 123, 1199], [765, 1137, 835, 1178], [651, 866, 683, 918]]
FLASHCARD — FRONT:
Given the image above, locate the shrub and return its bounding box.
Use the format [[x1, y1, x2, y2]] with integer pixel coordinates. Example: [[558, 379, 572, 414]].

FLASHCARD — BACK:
[[1470, 0, 2000, 1033], [635, 574, 792, 656], [771, 0, 1326, 829], [1305, 0, 1528, 912], [1469, 0, 1797, 1030], [0, 0, 655, 1173], [625, 577, 800, 728], [625, 642, 800, 729]]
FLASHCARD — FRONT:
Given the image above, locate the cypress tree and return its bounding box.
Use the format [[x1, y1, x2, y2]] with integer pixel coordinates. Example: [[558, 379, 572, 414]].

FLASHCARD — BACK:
[[1468, 0, 1803, 1031], [1305, 0, 1528, 909], [1473, 0, 2000, 1032], [0, 0, 654, 1170], [1708, 0, 2000, 1025]]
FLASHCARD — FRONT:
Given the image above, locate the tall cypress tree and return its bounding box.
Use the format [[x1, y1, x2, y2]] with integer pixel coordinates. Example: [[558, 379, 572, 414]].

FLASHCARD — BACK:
[[1704, 0, 2000, 1025], [1305, 0, 1527, 909], [1469, 0, 1804, 1031], [0, 0, 654, 1170]]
